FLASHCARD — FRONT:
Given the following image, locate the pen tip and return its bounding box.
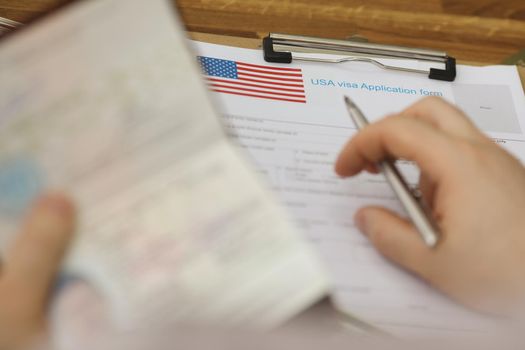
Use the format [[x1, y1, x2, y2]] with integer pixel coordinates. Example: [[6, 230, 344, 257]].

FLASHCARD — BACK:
[[344, 95, 355, 108]]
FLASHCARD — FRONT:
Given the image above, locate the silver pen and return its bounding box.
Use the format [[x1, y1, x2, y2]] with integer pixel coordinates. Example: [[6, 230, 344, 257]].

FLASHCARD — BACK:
[[344, 96, 440, 248]]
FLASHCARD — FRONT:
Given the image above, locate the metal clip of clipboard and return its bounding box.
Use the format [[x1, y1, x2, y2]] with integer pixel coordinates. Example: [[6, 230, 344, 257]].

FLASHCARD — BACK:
[[263, 33, 457, 81]]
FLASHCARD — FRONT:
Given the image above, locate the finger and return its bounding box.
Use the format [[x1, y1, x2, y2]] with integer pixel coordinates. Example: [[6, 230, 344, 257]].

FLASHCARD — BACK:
[[418, 172, 436, 207], [364, 163, 380, 174], [401, 97, 484, 140], [355, 206, 435, 277], [335, 116, 455, 180], [1, 193, 76, 313]]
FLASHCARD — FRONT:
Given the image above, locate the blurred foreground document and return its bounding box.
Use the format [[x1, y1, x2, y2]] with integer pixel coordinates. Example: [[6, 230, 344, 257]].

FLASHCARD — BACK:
[[192, 41, 525, 337], [0, 0, 328, 331]]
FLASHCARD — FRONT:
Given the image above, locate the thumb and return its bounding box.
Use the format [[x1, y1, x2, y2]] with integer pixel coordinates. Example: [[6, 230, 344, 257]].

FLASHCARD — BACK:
[[1, 193, 76, 314], [355, 206, 435, 278]]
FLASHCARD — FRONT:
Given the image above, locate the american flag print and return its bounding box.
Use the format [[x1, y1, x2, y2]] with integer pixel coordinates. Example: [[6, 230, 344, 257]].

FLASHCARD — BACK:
[[197, 56, 306, 103]]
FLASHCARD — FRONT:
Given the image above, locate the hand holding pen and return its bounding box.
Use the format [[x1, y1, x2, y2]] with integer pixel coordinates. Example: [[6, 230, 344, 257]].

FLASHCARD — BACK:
[[344, 96, 440, 247], [336, 96, 525, 316]]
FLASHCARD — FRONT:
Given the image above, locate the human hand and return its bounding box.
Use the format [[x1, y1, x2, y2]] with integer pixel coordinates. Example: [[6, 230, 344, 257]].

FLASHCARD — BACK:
[[335, 97, 525, 316], [0, 194, 75, 350]]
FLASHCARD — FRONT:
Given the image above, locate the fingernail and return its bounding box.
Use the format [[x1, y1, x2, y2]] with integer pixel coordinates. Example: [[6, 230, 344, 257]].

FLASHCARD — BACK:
[[334, 165, 351, 178], [27, 195, 76, 242], [34, 193, 75, 217], [334, 162, 344, 177]]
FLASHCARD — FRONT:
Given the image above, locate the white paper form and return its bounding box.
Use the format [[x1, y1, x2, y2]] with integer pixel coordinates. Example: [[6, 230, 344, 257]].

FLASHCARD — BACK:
[[0, 0, 329, 330], [192, 41, 525, 336]]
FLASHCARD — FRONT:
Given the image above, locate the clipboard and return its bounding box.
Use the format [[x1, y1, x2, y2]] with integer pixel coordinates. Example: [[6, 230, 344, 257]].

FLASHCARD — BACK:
[[189, 30, 525, 335], [189, 31, 525, 91]]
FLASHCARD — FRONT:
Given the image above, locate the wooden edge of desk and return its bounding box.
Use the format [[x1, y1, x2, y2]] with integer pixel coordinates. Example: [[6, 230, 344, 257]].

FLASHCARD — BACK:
[[188, 32, 525, 92]]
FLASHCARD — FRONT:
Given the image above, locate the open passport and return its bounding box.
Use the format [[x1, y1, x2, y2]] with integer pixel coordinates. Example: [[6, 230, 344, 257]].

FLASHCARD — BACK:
[[0, 0, 328, 331], [1, 0, 525, 340]]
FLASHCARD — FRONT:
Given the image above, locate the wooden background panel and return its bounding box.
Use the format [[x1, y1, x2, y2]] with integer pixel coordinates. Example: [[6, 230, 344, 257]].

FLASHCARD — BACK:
[[175, 0, 525, 63], [0, 0, 67, 22], [442, 0, 525, 20], [1, 0, 524, 64]]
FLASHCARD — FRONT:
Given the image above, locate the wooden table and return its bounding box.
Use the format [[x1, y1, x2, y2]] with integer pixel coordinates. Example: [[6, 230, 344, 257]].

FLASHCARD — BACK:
[[1, 0, 524, 64]]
